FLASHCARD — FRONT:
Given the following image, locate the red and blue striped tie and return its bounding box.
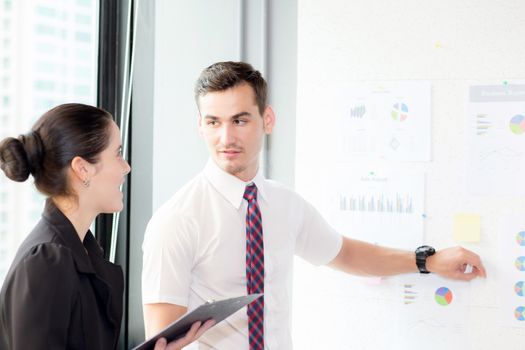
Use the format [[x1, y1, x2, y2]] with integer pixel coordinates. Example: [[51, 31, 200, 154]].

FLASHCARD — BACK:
[[244, 184, 264, 350]]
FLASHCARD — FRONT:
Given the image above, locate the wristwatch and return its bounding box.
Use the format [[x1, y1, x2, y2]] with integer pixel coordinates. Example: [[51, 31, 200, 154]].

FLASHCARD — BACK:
[[415, 245, 435, 274]]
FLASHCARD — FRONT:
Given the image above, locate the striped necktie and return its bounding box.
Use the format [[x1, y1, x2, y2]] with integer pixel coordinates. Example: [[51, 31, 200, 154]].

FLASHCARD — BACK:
[[244, 184, 264, 350]]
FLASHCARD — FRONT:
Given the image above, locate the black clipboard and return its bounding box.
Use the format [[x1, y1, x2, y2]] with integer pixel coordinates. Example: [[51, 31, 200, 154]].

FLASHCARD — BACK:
[[132, 294, 262, 350]]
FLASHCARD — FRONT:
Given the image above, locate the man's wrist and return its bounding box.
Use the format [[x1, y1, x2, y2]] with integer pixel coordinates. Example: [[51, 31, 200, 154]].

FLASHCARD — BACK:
[[425, 253, 436, 273]]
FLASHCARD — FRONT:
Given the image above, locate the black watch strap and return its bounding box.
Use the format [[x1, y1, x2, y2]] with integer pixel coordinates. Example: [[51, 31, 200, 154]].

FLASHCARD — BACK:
[[415, 245, 435, 274]]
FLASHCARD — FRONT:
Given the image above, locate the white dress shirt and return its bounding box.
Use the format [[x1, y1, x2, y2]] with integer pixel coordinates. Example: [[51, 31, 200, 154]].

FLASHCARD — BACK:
[[142, 159, 342, 349]]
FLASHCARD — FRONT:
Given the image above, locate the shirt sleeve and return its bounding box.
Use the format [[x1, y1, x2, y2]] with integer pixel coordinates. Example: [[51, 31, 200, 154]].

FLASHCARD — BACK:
[[1, 243, 78, 350], [142, 208, 198, 307], [294, 200, 343, 266]]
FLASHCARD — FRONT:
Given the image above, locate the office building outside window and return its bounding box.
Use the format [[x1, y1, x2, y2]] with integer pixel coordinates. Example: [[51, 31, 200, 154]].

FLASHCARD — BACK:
[[0, 0, 99, 285]]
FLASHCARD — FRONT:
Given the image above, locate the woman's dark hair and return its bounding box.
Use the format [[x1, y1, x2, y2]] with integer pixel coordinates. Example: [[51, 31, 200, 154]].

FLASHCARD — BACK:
[[0, 103, 113, 197]]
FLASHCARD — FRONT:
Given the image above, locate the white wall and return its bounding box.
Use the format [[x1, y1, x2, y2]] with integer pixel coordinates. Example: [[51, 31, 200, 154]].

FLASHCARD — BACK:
[[293, 0, 525, 349], [152, 0, 238, 209], [151, 0, 298, 208]]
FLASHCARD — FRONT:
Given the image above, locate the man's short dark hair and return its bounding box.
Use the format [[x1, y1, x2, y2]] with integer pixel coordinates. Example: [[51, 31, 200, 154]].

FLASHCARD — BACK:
[[194, 61, 268, 115]]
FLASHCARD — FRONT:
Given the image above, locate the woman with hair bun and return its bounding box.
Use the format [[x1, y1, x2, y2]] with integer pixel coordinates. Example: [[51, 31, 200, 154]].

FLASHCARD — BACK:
[[0, 103, 212, 350]]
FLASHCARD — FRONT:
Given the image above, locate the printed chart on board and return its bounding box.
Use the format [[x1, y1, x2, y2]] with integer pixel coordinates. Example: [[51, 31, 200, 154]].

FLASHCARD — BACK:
[[393, 274, 471, 348], [295, 82, 432, 171], [467, 84, 525, 195], [326, 167, 424, 250], [336, 82, 431, 162]]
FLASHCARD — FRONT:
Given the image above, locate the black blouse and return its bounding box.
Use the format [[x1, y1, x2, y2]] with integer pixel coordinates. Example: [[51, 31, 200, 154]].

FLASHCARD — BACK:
[[0, 199, 123, 350]]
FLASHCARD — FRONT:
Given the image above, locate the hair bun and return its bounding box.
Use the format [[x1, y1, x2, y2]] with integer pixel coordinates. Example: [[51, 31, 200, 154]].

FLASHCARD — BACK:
[[0, 131, 44, 182], [0, 137, 31, 182], [22, 131, 45, 176]]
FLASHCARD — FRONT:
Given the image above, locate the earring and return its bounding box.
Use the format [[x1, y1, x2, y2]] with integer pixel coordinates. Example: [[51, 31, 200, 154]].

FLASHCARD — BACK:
[[83, 178, 91, 188]]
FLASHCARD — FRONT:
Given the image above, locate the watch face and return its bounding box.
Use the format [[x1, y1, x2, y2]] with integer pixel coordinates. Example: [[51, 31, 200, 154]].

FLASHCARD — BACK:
[[416, 245, 435, 255]]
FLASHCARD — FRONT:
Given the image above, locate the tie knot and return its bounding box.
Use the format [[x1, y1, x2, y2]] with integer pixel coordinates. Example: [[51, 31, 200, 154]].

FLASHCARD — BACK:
[[243, 184, 258, 202]]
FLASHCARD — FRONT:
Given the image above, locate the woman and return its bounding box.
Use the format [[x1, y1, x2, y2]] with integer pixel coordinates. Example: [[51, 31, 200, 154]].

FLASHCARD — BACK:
[[0, 104, 211, 350]]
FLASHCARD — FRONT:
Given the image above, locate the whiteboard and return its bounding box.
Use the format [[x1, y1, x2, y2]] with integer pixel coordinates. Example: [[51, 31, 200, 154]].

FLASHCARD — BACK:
[[293, 1, 525, 349]]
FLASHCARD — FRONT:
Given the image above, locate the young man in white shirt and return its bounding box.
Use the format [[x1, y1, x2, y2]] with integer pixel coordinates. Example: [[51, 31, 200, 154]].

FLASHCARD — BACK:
[[142, 61, 486, 349]]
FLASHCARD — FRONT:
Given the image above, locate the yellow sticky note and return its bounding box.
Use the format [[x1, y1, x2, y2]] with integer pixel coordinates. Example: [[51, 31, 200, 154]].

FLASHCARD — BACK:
[[453, 213, 481, 242]]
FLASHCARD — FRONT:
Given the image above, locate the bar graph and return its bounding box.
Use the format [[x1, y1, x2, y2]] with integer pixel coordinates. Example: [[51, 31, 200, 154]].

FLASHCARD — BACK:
[[339, 193, 413, 213], [329, 170, 424, 250], [349, 104, 367, 118]]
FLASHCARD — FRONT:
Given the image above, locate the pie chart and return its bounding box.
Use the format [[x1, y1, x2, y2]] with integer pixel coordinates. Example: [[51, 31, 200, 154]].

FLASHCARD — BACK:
[[515, 281, 525, 297], [515, 306, 525, 321], [435, 287, 453, 306], [515, 256, 525, 271], [391, 102, 409, 122], [516, 231, 525, 246], [509, 114, 525, 135]]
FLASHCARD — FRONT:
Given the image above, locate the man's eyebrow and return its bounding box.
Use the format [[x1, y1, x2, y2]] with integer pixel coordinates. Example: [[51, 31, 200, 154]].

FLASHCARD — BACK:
[[231, 112, 252, 119], [203, 112, 253, 120]]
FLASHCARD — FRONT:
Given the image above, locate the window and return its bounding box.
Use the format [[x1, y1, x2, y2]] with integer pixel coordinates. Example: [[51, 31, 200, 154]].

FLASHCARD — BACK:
[[36, 6, 56, 18], [74, 84, 90, 95], [35, 79, 55, 90], [36, 61, 57, 74], [75, 31, 91, 42], [75, 66, 91, 78], [35, 24, 56, 36], [36, 42, 58, 54], [76, 14, 91, 25], [75, 48, 91, 60], [0, 114, 7, 127], [0, 0, 99, 286], [76, 0, 91, 7]]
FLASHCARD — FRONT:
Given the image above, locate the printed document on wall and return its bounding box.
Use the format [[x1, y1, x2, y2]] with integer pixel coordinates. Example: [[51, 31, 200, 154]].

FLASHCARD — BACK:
[[393, 274, 471, 348], [296, 82, 431, 163], [324, 167, 425, 250], [467, 84, 525, 195]]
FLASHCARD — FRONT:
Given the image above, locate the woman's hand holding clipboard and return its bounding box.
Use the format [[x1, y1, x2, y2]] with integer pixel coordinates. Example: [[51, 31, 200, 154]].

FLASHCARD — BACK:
[[133, 294, 263, 350]]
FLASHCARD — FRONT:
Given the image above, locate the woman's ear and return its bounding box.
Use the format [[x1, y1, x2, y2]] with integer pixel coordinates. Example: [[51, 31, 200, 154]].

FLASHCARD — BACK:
[[70, 156, 93, 186]]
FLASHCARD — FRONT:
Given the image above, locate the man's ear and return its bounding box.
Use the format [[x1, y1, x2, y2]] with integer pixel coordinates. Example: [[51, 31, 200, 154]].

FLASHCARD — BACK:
[[197, 113, 204, 137], [262, 106, 276, 134]]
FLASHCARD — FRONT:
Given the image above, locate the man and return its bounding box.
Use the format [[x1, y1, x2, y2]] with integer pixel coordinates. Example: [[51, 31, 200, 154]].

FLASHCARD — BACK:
[[142, 61, 486, 349]]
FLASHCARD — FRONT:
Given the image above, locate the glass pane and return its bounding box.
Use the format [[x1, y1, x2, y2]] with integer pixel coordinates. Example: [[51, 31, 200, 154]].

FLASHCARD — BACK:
[[0, 0, 99, 285]]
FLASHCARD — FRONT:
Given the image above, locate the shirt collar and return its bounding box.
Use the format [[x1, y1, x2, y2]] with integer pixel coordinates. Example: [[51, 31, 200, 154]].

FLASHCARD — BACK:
[[203, 159, 267, 210]]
